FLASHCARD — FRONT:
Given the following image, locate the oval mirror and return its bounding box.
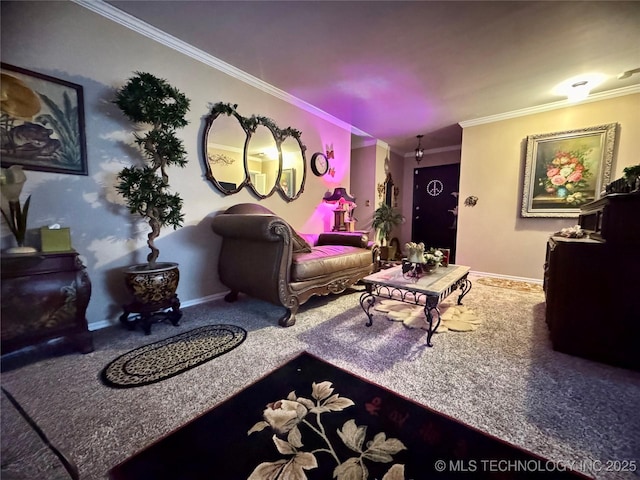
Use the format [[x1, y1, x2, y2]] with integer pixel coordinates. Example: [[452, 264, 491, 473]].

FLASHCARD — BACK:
[[279, 135, 306, 201], [202, 109, 247, 195], [246, 123, 279, 198]]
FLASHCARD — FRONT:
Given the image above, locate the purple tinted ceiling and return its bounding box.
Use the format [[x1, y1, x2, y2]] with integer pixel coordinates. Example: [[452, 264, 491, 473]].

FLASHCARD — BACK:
[[107, 1, 640, 154]]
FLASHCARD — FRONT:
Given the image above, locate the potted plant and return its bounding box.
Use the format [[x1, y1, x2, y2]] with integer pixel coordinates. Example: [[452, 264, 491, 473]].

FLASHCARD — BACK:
[[114, 72, 190, 332], [372, 202, 403, 260]]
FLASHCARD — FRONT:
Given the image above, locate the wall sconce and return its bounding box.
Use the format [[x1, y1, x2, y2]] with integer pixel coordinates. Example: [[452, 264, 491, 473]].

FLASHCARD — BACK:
[[415, 135, 424, 164], [323, 187, 357, 232], [464, 195, 478, 207]]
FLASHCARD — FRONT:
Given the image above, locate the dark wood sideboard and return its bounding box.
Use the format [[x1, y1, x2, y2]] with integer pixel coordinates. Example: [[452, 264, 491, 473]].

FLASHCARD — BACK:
[[543, 193, 640, 370], [1, 250, 93, 357]]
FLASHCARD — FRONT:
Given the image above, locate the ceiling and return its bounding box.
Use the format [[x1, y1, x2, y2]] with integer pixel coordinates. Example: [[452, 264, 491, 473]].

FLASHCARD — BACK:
[[106, 1, 640, 155]]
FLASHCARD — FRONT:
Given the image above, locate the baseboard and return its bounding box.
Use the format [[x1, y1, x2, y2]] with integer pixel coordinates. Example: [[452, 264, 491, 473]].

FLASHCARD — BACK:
[[181, 291, 228, 308], [469, 270, 543, 285], [88, 291, 228, 331]]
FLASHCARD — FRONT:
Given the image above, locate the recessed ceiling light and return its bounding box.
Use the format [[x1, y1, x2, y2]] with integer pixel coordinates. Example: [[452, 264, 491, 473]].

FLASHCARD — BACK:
[[552, 73, 606, 102], [568, 81, 590, 102]]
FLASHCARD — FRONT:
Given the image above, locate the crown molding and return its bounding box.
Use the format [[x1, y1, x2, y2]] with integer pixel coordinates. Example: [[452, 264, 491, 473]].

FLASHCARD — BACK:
[[351, 138, 389, 150], [72, 0, 371, 137], [459, 84, 640, 128]]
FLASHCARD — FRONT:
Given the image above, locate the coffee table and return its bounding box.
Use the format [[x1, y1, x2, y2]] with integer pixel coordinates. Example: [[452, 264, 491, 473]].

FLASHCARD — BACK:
[[360, 264, 472, 347]]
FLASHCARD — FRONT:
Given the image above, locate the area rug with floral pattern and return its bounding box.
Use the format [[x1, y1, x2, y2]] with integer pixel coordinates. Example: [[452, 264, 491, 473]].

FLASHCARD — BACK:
[[108, 352, 588, 480]]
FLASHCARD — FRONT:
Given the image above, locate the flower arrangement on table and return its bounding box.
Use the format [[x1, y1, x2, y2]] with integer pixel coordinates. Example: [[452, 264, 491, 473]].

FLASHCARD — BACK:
[[538, 148, 593, 205], [423, 247, 444, 269], [402, 243, 444, 279]]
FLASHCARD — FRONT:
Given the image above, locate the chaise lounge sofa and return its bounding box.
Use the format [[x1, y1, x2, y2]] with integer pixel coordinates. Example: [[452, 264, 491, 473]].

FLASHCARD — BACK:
[[211, 203, 378, 326]]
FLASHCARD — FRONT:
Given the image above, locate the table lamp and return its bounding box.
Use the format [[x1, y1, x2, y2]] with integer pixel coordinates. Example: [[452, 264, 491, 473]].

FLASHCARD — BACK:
[[323, 187, 356, 231]]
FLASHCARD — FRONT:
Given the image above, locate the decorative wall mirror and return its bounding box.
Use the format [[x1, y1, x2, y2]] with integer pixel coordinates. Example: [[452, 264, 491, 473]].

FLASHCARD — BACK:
[[377, 173, 395, 206], [246, 119, 279, 198], [202, 103, 307, 201], [385, 173, 394, 207], [202, 105, 247, 195], [377, 173, 400, 207], [279, 133, 306, 201]]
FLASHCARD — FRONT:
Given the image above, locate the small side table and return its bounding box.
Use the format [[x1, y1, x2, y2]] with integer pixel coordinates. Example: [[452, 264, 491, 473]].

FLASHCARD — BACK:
[[1, 250, 93, 356]]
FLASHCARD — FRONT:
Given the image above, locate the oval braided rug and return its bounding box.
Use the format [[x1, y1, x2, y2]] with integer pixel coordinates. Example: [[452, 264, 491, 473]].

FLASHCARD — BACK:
[[101, 325, 247, 388]]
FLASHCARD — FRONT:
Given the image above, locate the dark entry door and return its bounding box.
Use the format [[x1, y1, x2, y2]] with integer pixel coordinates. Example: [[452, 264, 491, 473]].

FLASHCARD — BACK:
[[412, 163, 460, 263]]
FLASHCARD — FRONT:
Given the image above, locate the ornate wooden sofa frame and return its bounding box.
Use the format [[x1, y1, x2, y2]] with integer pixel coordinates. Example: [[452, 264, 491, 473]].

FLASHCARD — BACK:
[[211, 204, 378, 326]]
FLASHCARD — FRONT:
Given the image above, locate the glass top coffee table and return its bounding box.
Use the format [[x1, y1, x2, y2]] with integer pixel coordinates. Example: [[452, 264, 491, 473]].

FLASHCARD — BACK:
[[359, 264, 472, 347]]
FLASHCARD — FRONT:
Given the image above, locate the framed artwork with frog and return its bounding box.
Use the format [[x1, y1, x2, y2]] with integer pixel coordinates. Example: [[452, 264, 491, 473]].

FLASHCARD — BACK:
[[1, 63, 88, 175]]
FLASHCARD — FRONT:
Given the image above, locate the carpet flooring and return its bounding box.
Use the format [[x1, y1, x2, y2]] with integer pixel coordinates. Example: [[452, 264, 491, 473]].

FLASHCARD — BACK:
[[1, 273, 638, 480]]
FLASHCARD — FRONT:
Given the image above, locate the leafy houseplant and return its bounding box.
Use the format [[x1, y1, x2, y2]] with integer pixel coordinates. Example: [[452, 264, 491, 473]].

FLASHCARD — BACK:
[[114, 72, 190, 269], [372, 202, 403, 260]]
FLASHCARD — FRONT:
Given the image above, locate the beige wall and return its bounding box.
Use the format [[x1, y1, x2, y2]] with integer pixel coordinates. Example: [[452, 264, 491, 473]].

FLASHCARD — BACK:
[[382, 147, 406, 244], [351, 142, 405, 242], [457, 94, 640, 280], [1, 1, 351, 329], [349, 144, 376, 235]]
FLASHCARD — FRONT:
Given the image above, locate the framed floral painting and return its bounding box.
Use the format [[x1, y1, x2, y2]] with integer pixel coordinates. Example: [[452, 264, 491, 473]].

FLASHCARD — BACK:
[[0, 63, 88, 175], [521, 123, 617, 217]]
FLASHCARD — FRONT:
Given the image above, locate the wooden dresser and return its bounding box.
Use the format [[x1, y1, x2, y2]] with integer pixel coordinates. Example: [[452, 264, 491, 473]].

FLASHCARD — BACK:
[[1, 250, 93, 357], [544, 193, 640, 370]]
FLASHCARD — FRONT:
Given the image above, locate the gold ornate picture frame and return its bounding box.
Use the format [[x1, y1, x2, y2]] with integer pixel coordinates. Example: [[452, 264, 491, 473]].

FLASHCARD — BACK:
[[521, 123, 617, 218]]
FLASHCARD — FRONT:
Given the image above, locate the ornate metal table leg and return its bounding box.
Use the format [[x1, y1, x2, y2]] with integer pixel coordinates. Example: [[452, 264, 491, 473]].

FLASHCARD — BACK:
[[456, 276, 472, 305], [423, 295, 441, 347], [359, 290, 376, 327]]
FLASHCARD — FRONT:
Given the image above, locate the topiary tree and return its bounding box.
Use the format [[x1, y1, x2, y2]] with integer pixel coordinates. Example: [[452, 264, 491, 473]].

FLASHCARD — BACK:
[[114, 72, 190, 269]]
